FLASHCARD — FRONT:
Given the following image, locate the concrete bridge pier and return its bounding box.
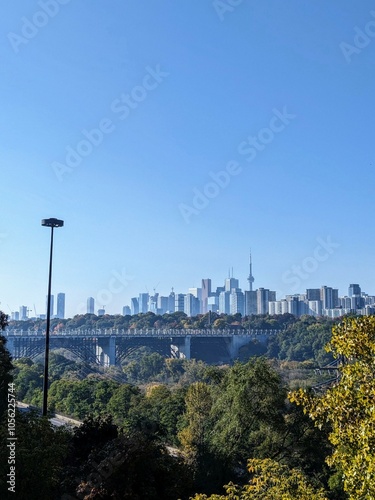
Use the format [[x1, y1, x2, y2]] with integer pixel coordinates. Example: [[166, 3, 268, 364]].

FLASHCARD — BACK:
[[179, 335, 191, 359], [6, 337, 14, 356], [229, 335, 252, 360], [171, 336, 191, 359], [96, 336, 116, 367]]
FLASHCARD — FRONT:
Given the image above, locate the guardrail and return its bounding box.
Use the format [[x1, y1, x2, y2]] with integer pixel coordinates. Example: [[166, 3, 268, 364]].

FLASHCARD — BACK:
[[5, 328, 280, 337]]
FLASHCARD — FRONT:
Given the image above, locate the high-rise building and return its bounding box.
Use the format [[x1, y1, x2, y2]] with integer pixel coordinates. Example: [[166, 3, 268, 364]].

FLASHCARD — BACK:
[[122, 306, 131, 316], [87, 297, 95, 314], [148, 294, 158, 314], [224, 277, 239, 292], [306, 288, 321, 301], [20, 306, 28, 320], [157, 296, 169, 315], [219, 291, 230, 314], [131, 297, 139, 315], [184, 294, 200, 317], [138, 293, 149, 314], [12, 311, 20, 321], [286, 295, 299, 315], [320, 286, 338, 309], [57, 293, 65, 319], [348, 284, 361, 297], [175, 294, 185, 312], [98, 308, 105, 316], [269, 299, 289, 315], [245, 290, 257, 315], [308, 300, 322, 316], [257, 288, 270, 315], [168, 289, 175, 313], [201, 279, 211, 314], [46, 295, 54, 316], [207, 296, 219, 312], [230, 289, 245, 315]]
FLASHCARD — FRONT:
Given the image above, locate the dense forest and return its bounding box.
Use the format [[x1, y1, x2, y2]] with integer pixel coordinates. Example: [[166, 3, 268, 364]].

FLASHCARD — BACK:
[[2, 311, 375, 499]]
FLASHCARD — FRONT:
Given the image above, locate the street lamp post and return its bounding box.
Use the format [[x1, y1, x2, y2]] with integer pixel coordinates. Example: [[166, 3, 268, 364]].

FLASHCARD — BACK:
[[41, 218, 64, 417]]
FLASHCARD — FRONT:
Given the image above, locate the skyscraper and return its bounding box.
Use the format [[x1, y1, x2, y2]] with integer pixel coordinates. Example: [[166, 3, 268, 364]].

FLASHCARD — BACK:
[[138, 293, 149, 313], [131, 297, 139, 315], [168, 289, 175, 313], [245, 290, 257, 315], [219, 291, 230, 314], [320, 286, 338, 309], [348, 284, 361, 297], [230, 289, 245, 315], [224, 277, 239, 292], [175, 294, 185, 312], [257, 288, 270, 315], [19, 306, 27, 321], [306, 288, 321, 301], [57, 293, 65, 319], [87, 297, 95, 314], [122, 306, 131, 316], [247, 251, 255, 291], [184, 293, 200, 317], [201, 279, 211, 314]]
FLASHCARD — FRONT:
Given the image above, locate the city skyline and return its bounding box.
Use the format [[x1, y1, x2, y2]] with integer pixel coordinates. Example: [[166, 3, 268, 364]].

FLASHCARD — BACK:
[[8, 269, 375, 320], [2, 2, 375, 319]]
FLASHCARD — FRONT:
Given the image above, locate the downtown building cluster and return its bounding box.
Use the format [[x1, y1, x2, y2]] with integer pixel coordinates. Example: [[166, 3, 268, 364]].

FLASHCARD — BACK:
[[10, 275, 375, 321], [12, 293, 65, 321], [115, 280, 375, 319]]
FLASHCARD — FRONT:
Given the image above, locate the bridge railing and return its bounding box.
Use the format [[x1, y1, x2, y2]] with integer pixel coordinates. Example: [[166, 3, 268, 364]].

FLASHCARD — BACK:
[[4, 327, 281, 337]]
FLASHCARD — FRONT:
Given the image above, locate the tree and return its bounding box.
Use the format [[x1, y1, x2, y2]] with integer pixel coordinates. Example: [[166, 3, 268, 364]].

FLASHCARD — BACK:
[[289, 316, 375, 499], [210, 358, 286, 470], [192, 458, 328, 500], [178, 382, 212, 457], [107, 383, 141, 424], [0, 410, 70, 499]]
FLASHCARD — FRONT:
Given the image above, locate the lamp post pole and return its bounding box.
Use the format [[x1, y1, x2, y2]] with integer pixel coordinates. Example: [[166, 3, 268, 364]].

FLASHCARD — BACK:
[[41, 218, 63, 417]]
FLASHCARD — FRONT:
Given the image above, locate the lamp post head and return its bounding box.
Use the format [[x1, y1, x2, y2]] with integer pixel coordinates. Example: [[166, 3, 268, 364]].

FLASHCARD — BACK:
[[41, 218, 64, 228]]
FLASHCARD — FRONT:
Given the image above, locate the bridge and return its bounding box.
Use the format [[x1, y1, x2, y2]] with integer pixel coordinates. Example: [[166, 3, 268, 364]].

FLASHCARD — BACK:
[[4, 328, 279, 366]]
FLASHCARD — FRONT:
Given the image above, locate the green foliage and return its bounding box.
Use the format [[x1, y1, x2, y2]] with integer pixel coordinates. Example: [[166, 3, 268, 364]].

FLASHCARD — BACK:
[[12, 359, 43, 402], [0, 410, 70, 499], [210, 358, 286, 469], [60, 417, 192, 500], [106, 383, 141, 423], [267, 316, 334, 364], [289, 316, 375, 499], [179, 382, 212, 455], [192, 458, 328, 500], [49, 377, 120, 418]]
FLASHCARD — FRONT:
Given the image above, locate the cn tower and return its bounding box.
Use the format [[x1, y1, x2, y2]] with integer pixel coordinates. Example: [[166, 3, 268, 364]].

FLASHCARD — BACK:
[[247, 251, 255, 291]]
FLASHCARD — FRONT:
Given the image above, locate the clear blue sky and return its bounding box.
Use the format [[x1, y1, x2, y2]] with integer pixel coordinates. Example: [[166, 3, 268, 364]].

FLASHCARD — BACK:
[[1, 0, 374, 318]]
